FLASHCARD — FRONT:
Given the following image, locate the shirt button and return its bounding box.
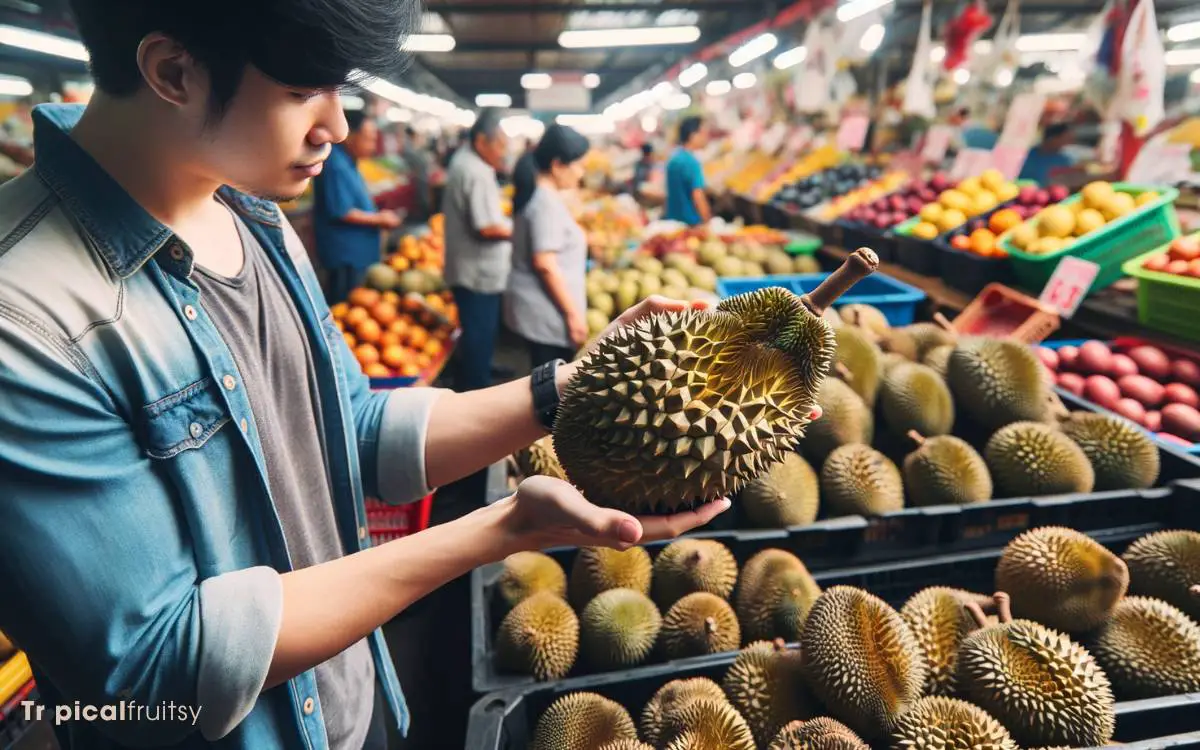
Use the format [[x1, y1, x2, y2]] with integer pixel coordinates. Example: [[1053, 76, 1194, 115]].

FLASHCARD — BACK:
[[169, 245, 185, 261], [239, 418, 249, 432], [302, 697, 315, 716], [188, 422, 203, 439], [183, 305, 198, 321], [222, 375, 237, 391]]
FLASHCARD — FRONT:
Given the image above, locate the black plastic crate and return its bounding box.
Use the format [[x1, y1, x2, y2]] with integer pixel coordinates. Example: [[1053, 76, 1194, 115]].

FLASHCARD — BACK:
[[836, 220, 895, 263], [892, 230, 941, 276], [932, 207, 1018, 296]]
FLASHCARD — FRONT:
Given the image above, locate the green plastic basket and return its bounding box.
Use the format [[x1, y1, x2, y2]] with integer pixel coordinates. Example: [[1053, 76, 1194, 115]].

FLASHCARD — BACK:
[[785, 231, 822, 256], [1001, 183, 1181, 293], [1122, 233, 1200, 343]]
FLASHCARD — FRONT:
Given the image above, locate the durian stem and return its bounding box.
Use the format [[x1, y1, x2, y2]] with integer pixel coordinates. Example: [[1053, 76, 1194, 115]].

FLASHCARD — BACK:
[[964, 601, 991, 630], [801, 248, 880, 316], [994, 592, 1013, 624], [835, 362, 855, 383], [704, 616, 718, 635], [907, 430, 926, 447], [932, 311, 956, 333]]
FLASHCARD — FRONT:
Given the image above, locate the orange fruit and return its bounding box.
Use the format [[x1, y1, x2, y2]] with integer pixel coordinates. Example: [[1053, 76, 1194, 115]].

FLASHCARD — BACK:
[[416, 353, 432, 369], [330, 302, 349, 320], [345, 306, 370, 327], [382, 345, 407, 369], [355, 344, 380, 368], [389, 318, 410, 337], [424, 340, 443, 358], [951, 235, 972, 251], [379, 331, 401, 350], [381, 291, 401, 307], [342, 332, 356, 349], [355, 318, 382, 345], [373, 301, 399, 327], [969, 229, 997, 256], [408, 327, 429, 350], [402, 245, 421, 262], [348, 288, 380, 308], [988, 208, 1023, 235], [400, 363, 421, 378], [364, 362, 391, 378]]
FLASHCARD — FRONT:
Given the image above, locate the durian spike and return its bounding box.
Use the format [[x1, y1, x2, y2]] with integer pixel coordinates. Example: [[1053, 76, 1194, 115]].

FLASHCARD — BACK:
[[993, 592, 1013, 624], [800, 248, 880, 317], [964, 601, 990, 630], [835, 362, 855, 383], [906, 430, 926, 448]]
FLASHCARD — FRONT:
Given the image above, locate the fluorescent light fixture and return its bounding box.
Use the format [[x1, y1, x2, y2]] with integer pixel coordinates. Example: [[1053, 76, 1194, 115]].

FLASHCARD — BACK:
[[678, 62, 708, 87], [558, 25, 700, 49], [729, 33, 778, 68], [358, 73, 458, 117], [953, 68, 971, 85], [501, 115, 545, 139], [339, 94, 365, 111], [860, 23, 886, 52], [583, 73, 601, 89], [453, 108, 477, 128], [1168, 21, 1200, 43], [521, 73, 553, 90], [604, 88, 657, 120], [706, 79, 731, 96], [1167, 48, 1200, 66], [995, 68, 1015, 87], [1015, 33, 1086, 52], [1192, 69, 1200, 83], [930, 44, 946, 63], [641, 114, 658, 133], [386, 107, 413, 123], [475, 93, 513, 108], [652, 81, 676, 99], [556, 113, 614, 134], [773, 45, 807, 69], [733, 72, 757, 89], [0, 75, 33, 97], [0, 24, 89, 61], [837, 0, 894, 23], [663, 92, 692, 110], [402, 33, 456, 52]]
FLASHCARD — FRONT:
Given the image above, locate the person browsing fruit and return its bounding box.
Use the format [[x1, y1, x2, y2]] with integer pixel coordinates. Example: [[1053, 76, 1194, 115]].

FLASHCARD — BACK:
[[664, 115, 712, 227], [1018, 123, 1075, 186], [0, 4, 737, 750]]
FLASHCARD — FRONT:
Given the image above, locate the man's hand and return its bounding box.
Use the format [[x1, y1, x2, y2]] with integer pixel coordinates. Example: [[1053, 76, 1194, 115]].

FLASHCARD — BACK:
[[494, 475, 732, 554], [566, 311, 590, 348], [379, 210, 404, 229]]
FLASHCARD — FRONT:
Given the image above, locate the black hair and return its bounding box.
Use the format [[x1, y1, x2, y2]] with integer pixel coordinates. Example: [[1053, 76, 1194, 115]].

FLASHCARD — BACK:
[[470, 108, 505, 146], [67, 0, 417, 114], [678, 116, 704, 146], [641, 143, 654, 157], [1044, 122, 1072, 141], [344, 109, 368, 133], [512, 124, 590, 213]]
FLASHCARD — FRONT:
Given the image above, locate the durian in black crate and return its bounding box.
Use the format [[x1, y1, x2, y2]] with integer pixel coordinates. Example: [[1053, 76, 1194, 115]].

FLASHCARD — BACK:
[[553, 249, 880, 514]]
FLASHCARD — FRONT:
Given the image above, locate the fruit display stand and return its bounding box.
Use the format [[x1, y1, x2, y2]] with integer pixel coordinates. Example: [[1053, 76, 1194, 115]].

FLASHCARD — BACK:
[[1124, 233, 1200, 343], [1002, 184, 1181, 292], [714, 271, 926, 326]]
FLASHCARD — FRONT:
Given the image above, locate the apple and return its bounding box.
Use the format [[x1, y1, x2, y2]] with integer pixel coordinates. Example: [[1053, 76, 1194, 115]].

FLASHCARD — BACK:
[[1167, 259, 1190, 275], [930, 173, 951, 192], [1110, 354, 1139, 378], [890, 195, 906, 211], [1048, 185, 1070, 203], [908, 198, 925, 214], [1057, 345, 1080, 371], [1168, 235, 1200, 262], [1018, 186, 1038, 205], [1188, 259, 1200, 278], [1037, 347, 1060, 371], [1172, 358, 1200, 387], [1143, 411, 1162, 432], [1057, 372, 1085, 396], [874, 214, 892, 229], [1034, 190, 1050, 206], [1142, 254, 1170, 272]]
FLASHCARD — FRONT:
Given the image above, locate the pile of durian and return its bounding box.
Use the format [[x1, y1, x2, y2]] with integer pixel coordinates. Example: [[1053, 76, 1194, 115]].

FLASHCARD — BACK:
[[520, 526, 1200, 750]]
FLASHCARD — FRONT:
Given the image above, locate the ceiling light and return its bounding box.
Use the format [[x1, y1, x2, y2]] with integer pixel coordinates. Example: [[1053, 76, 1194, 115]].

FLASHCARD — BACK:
[[773, 45, 807, 70], [678, 62, 708, 87], [995, 68, 1015, 87], [641, 114, 658, 133], [860, 23, 886, 53], [1168, 21, 1200, 43], [930, 44, 946, 63], [501, 115, 545, 139], [729, 33, 778, 68], [953, 68, 971, 85], [583, 73, 601, 89], [837, 0, 894, 23], [401, 33, 456, 53], [521, 73, 553, 90], [663, 92, 691, 110], [358, 73, 457, 117], [453, 108, 477, 128], [0, 24, 89, 61], [475, 93, 513, 108], [1192, 69, 1200, 83], [733, 72, 757, 89], [1015, 33, 1086, 52], [558, 25, 701, 49], [1167, 48, 1200, 66], [386, 107, 413, 123], [339, 94, 365, 111], [706, 79, 731, 96], [653, 81, 676, 99], [0, 75, 33, 97], [556, 114, 614, 134]]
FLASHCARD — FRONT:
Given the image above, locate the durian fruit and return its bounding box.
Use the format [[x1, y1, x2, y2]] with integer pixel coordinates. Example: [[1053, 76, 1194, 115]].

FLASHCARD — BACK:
[[660, 699, 756, 750], [903, 320, 958, 362], [639, 678, 728, 746], [740, 453, 821, 528], [877, 327, 920, 362], [1088, 596, 1200, 699], [1059, 412, 1160, 491], [570, 546, 653, 609], [840, 303, 890, 338], [598, 741, 654, 750], [889, 696, 1018, 750], [651, 539, 738, 610], [900, 587, 994, 696], [531, 692, 637, 750], [903, 433, 992, 507], [494, 591, 579, 681], [723, 640, 816, 746], [768, 718, 869, 749], [879, 362, 955, 438], [660, 592, 741, 659], [957, 592, 1115, 749], [834, 324, 882, 407], [580, 588, 662, 670], [513, 435, 567, 480], [922, 344, 953, 378], [800, 586, 927, 740], [985, 422, 1095, 498], [801, 377, 874, 467], [555, 251, 880, 515], [1124, 529, 1200, 620], [995, 526, 1128, 633], [496, 551, 567, 611], [947, 338, 1052, 430], [736, 549, 822, 643], [820, 444, 904, 517]]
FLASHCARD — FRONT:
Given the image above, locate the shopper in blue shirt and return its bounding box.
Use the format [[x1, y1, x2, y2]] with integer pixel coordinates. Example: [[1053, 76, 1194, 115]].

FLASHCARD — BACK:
[[1019, 123, 1076, 186], [664, 116, 712, 226], [313, 109, 402, 303]]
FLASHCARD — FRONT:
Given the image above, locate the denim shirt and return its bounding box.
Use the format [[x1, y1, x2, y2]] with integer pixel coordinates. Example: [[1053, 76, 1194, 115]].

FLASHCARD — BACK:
[[0, 104, 447, 749]]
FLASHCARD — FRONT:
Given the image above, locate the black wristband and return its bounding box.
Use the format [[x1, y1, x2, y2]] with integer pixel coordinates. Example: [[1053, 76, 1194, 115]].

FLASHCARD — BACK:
[[531, 358, 565, 431]]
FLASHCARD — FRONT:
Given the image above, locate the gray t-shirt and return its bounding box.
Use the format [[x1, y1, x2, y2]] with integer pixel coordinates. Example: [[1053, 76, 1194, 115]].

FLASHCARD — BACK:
[[504, 186, 588, 348], [193, 208, 375, 750], [442, 147, 512, 294]]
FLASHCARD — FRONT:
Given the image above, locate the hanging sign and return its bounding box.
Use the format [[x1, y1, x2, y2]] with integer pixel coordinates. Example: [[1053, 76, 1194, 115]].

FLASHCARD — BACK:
[[991, 144, 1030, 180], [949, 148, 995, 181], [997, 92, 1047, 149], [836, 115, 870, 151], [921, 124, 957, 163]]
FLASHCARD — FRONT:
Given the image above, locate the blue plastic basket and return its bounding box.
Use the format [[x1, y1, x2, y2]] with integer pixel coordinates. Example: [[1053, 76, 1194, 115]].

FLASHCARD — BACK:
[[715, 272, 927, 326]]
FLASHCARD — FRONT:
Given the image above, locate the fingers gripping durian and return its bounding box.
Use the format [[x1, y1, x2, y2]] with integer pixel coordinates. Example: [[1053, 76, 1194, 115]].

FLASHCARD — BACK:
[[554, 250, 880, 514]]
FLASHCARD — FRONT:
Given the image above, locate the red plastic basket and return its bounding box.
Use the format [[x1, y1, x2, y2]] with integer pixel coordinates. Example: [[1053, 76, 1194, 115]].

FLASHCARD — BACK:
[[364, 494, 433, 545]]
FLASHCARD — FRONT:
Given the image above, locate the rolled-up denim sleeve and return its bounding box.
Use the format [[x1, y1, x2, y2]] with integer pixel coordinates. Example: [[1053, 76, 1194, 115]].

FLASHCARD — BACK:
[[0, 317, 282, 746]]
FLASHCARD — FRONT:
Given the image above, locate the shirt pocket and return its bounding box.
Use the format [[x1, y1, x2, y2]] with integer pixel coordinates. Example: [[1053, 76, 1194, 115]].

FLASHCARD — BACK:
[[138, 377, 232, 460]]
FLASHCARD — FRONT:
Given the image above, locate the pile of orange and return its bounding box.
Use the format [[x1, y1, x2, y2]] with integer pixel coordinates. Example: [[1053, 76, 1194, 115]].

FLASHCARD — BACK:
[[386, 214, 445, 274], [332, 287, 457, 380]]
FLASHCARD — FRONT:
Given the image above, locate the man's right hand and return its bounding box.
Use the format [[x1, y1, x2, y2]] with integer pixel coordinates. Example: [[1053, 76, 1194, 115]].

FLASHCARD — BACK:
[[566, 311, 590, 347], [379, 210, 403, 229]]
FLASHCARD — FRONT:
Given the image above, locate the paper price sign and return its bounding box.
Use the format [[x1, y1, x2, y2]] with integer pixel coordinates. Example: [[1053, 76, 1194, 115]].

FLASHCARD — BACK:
[[1038, 256, 1101, 319], [920, 125, 956, 163], [836, 115, 870, 152]]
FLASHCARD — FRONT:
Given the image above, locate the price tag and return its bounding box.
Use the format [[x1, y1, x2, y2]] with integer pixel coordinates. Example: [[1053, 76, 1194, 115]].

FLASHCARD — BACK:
[[997, 92, 1047, 150], [949, 148, 994, 181], [990, 144, 1029, 180], [1038, 256, 1101, 319], [920, 124, 956, 163], [836, 115, 870, 152]]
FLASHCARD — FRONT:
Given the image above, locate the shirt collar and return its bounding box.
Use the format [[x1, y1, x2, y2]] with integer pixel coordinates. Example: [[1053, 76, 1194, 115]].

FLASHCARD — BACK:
[[32, 103, 282, 280]]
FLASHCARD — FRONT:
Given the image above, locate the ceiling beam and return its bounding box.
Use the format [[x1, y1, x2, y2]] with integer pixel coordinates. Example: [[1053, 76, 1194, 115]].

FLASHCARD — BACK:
[[427, 1, 763, 14]]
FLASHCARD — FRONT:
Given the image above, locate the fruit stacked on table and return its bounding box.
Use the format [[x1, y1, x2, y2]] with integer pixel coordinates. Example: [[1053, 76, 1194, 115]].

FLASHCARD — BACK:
[[1038, 340, 1200, 447], [817, 171, 912, 221], [907, 169, 1022, 241], [726, 151, 782, 196], [772, 164, 882, 212], [333, 286, 457, 380], [755, 145, 842, 202], [385, 217, 444, 273], [578, 198, 645, 269], [1139, 234, 1200, 278], [840, 173, 953, 231], [944, 188, 1068, 258], [1009, 182, 1160, 256]]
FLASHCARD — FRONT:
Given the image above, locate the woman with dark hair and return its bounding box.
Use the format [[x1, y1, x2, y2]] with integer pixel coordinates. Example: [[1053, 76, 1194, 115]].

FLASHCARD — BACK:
[[504, 124, 593, 367]]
